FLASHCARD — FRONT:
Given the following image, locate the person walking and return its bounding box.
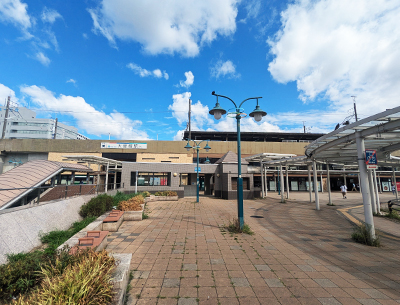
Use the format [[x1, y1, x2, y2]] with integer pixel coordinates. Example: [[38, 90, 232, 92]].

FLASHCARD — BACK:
[[352, 183, 357, 191], [392, 183, 396, 195], [340, 184, 347, 199]]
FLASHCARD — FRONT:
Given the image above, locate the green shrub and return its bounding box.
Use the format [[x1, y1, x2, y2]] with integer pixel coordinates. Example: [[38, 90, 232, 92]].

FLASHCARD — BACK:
[[154, 191, 177, 196], [141, 191, 151, 197], [351, 222, 380, 247], [226, 218, 254, 235], [40, 216, 96, 255], [11, 250, 115, 305], [0, 248, 77, 302], [79, 194, 113, 218]]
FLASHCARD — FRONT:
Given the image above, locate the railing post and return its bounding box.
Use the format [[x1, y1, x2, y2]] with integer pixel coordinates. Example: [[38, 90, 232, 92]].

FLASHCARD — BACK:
[[65, 185, 68, 198], [37, 187, 41, 204]]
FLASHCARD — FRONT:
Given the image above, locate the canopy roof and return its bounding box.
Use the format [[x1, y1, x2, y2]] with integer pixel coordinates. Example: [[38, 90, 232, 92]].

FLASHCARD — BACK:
[[62, 155, 122, 170], [0, 160, 92, 210], [305, 106, 400, 166]]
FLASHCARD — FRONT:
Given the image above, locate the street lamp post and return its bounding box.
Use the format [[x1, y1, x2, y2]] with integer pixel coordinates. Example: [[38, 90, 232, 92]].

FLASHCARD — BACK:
[[184, 140, 211, 203], [209, 91, 267, 229]]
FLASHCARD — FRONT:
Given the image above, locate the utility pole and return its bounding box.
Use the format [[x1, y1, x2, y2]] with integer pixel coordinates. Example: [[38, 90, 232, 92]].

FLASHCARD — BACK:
[[1, 96, 10, 139], [351, 96, 358, 121], [53, 118, 58, 139], [188, 99, 191, 140], [303, 121, 306, 133]]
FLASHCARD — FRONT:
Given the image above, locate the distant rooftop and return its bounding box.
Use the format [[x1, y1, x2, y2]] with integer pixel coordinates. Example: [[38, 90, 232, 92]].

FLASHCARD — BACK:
[[183, 130, 325, 142]]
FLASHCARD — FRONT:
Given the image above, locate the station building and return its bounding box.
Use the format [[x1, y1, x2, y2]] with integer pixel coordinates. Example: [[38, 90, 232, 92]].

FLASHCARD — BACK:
[[0, 129, 399, 209]]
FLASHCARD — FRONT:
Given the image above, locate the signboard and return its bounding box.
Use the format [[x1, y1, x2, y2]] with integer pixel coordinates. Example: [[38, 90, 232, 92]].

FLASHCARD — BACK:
[[194, 167, 201, 173], [382, 181, 390, 192], [365, 149, 377, 169], [101, 142, 147, 149]]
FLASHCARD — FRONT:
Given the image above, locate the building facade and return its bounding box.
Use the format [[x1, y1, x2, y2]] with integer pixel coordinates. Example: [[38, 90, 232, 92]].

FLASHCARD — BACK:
[[0, 107, 88, 140]]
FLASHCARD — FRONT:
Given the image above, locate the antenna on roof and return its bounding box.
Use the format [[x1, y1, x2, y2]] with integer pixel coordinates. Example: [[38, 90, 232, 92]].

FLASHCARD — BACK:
[[351, 96, 358, 121]]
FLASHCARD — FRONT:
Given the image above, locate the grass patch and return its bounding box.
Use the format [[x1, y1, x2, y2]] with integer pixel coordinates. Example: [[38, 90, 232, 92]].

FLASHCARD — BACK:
[[142, 211, 149, 219], [40, 216, 96, 255], [351, 222, 380, 247], [12, 250, 116, 305], [226, 218, 254, 235]]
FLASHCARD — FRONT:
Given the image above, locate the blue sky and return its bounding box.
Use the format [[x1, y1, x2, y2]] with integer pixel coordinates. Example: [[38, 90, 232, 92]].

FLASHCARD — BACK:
[[0, 0, 399, 140]]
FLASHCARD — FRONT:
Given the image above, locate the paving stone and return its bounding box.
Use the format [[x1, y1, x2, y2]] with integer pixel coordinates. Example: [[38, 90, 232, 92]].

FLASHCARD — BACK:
[[264, 278, 284, 288], [182, 264, 197, 271], [178, 298, 197, 305], [231, 278, 250, 287], [163, 278, 180, 288], [144, 238, 155, 242], [255, 265, 271, 271], [210, 259, 224, 265], [317, 297, 342, 305], [314, 279, 338, 288]]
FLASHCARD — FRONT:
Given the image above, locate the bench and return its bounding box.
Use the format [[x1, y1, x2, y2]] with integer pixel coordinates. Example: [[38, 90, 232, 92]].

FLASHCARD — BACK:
[[69, 230, 109, 254], [102, 210, 124, 232], [388, 199, 400, 213]]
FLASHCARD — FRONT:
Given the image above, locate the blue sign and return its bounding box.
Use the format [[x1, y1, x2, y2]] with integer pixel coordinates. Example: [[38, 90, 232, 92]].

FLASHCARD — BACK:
[[365, 149, 377, 165], [194, 167, 201, 173]]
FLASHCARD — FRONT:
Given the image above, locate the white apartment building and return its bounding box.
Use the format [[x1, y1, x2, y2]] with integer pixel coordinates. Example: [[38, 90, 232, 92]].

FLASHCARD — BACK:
[[0, 107, 89, 140]]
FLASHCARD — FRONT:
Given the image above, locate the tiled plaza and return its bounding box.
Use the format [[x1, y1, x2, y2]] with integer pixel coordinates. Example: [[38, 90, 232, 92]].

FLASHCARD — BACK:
[[106, 191, 400, 305]]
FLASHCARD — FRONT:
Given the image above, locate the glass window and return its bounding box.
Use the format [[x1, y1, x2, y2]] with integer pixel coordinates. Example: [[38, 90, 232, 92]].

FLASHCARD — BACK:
[[131, 172, 170, 186]]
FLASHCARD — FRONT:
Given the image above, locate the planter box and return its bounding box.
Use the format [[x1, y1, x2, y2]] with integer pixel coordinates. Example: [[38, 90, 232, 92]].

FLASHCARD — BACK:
[[123, 210, 143, 221], [154, 196, 178, 201]]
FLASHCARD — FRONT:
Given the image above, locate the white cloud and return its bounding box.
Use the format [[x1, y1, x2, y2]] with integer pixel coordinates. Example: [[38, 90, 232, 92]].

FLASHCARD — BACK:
[[168, 91, 285, 140], [179, 71, 194, 88], [211, 60, 240, 79], [41, 7, 61, 24], [127, 63, 169, 80], [34, 52, 50, 66], [0, 0, 31, 31], [268, 0, 400, 119], [0, 83, 18, 105], [88, 0, 239, 57], [20, 85, 149, 140], [66, 79, 76, 84]]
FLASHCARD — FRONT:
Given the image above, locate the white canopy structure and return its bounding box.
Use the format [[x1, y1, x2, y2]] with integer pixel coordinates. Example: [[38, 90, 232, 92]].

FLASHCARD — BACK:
[[248, 106, 400, 240]]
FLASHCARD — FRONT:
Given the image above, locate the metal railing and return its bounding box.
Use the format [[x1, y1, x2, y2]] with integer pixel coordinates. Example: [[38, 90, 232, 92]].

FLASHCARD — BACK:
[[0, 182, 124, 207]]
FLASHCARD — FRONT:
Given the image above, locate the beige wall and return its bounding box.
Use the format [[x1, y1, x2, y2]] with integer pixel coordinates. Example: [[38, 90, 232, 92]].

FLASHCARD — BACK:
[[137, 153, 192, 163], [0, 139, 308, 156], [48, 152, 102, 172]]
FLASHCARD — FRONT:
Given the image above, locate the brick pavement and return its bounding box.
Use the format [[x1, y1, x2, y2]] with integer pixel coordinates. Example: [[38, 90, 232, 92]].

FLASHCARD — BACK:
[[106, 192, 400, 305]]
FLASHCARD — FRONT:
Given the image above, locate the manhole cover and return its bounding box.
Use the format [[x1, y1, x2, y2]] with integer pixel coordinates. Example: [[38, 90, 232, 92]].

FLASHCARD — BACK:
[[250, 215, 264, 218]]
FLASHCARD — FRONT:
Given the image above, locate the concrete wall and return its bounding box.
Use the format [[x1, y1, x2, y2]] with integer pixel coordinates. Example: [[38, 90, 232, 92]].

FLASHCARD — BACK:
[[0, 194, 96, 264], [137, 152, 192, 163], [121, 162, 218, 197], [0, 138, 309, 156]]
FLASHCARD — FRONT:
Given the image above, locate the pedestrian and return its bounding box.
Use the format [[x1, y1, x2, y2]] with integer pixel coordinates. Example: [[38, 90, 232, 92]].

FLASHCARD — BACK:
[[352, 183, 357, 191], [392, 183, 396, 195], [340, 184, 347, 199]]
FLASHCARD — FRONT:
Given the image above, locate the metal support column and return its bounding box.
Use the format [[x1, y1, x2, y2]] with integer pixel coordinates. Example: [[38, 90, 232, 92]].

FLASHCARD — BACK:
[[274, 171, 277, 192], [393, 168, 398, 199], [312, 160, 320, 210], [320, 171, 323, 193], [358, 173, 362, 193], [264, 165, 268, 197], [355, 131, 375, 239], [105, 162, 109, 193], [260, 161, 264, 198], [285, 166, 289, 199], [373, 169, 381, 214], [307, 164, 312, 203], [368, 169, 377, 214], [280, 164, 285, 203], [327, 163, 332, 205], [378, 173, 382, 193], [114, 164, 117, 190]]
